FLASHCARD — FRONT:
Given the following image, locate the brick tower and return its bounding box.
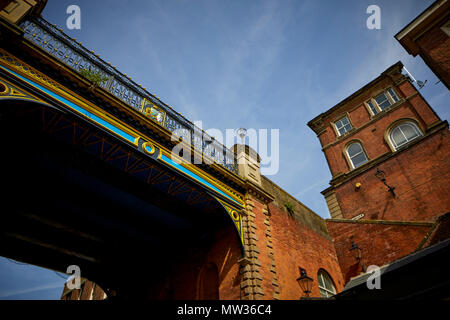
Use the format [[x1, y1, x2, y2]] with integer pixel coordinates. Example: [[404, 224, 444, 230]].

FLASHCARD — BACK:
[[307, 62, 450, 282], [308, 62, 449, 223]]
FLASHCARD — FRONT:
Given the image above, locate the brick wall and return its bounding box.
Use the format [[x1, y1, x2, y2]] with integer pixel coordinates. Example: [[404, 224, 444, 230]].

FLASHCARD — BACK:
[[61, 278, 106, 300], [318, 80, 441, 178], [166, 224, 242, 300], [326, 219, 432, 283], [333, 127, 450, 222], [269, 202, 344, 298], [416, 20, 450, 89]]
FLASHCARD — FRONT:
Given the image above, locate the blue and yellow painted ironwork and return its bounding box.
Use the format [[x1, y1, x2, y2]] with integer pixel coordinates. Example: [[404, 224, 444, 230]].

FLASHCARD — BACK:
[[141, 98, 166, 126], [20, 17, 239, 175], [214, 197, 245, 249], [0, 49, 246, 248]]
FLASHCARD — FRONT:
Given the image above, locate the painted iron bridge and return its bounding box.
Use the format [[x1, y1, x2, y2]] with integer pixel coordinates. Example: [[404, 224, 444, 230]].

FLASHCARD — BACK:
[[19, 17, 239, 175]]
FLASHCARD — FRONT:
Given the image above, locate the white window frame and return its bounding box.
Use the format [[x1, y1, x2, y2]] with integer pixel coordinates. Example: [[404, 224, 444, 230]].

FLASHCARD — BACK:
[[365, 87, 400, 116], [318, 270, 336, 298], [346, 142, 368, 169], [334, 116, 353, 136], [389, 122, 422, 150]]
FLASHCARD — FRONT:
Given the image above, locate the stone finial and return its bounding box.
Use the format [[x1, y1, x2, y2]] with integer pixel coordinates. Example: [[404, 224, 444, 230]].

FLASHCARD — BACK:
[[1, 0, 46, 24], [232, 144, 262, 186]]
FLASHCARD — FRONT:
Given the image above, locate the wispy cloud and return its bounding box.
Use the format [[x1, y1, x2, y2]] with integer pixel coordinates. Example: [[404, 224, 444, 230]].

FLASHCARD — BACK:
[[295, 177, 330, 198]]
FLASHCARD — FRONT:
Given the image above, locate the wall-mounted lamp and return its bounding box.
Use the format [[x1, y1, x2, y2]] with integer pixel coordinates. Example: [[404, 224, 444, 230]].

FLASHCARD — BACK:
[[349, 241, 367, 273], [375, 168, 396, 197], [355, 182, 362, 190], [296, 268, 313, 298]]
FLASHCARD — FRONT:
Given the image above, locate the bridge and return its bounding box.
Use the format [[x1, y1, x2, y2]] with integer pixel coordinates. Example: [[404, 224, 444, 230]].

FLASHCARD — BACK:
[[0, 0, 274, 300]]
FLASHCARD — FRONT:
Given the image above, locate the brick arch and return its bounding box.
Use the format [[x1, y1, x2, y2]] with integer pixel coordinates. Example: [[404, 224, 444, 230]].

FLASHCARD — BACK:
[[196, 262, 220, 300]]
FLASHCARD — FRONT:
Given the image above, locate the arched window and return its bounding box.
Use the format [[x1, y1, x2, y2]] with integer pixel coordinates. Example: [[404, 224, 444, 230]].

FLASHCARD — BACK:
[[346, 142, 368, 169], [389, 122, 422, 150], [318, 270, 336, 298]]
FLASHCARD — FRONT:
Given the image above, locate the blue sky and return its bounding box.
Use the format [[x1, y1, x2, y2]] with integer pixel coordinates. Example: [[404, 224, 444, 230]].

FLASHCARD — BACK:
[[1, 0, 448, 299]]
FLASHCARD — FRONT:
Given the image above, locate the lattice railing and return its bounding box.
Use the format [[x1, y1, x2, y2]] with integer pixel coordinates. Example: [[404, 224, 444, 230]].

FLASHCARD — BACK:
[[20, 17, 238, 174]]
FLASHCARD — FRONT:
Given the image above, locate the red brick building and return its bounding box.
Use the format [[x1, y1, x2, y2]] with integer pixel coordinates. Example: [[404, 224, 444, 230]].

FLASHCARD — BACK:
[[60, 1, 450, 300], [61, 170, 347, 300], [1, 0, 448, 301], [307, 61, 449, 283], [395, 0, 450, 89], [308, 62, 449, 223]]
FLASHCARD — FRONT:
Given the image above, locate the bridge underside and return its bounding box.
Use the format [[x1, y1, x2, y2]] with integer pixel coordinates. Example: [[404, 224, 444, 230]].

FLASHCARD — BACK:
[[0, 101, 241, 299]]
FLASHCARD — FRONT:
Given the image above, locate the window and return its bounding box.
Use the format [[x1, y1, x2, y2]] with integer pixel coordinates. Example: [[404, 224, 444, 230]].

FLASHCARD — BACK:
[[374, 92, 391, 110], [366, 88, 400, 115], [389, 122, 422, 150], [387, 88, 399, 102], [318, 270, 336, 298], [335, 116, 352, 136], [367, 100, 378, 115], [346, 142, 368, 168]]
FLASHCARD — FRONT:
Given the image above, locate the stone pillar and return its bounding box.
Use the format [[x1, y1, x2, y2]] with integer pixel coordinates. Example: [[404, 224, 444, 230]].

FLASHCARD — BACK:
[[233, 144, 262, 187], [233, 144, 275, 300], [0, 0, 47, 24]]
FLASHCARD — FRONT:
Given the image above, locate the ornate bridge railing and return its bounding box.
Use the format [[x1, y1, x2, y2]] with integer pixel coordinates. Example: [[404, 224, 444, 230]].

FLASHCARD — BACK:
[[19, 17, 238, 174]]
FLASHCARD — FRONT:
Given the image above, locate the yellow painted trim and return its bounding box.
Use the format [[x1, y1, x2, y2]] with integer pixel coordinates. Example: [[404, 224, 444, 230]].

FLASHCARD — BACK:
[[142, 141, 156, 155], [140, 97, 166, 127], [158, 147, 244, 205], [0, 48, 245, 206], [0, 76, 54, 107], [0, 50, 141, 148]]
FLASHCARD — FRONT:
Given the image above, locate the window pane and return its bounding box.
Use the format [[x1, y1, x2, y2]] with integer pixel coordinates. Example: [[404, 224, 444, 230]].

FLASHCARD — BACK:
[[351, 153, 368, 167], [347, 143, 368, 168], [320, 289, 328, 298], [347, 143, 362, 157], [323, 276, 333, 290], [367, 100, 378, 115], [378, 100, 391, 110], [318, 271, 336, 297], [318, 274, 324, 287], [401, 124, 420, 141], [335, 116, 352, 136], [375, 93, 391, 110], [341, 117, 349, 125], [390, 123, 422, 149], [374, 93, 388, 104], [391, 127, 407, 147], [344, 123, 352, 132], [388, 88, 399, 102]]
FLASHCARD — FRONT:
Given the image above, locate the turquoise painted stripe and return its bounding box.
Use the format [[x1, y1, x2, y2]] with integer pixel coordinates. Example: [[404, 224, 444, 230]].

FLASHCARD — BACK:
[[0, 65, 136, 144], [145, 145, 153, 153], [1, 64, 242, 207], [160, 154, 241, 206]]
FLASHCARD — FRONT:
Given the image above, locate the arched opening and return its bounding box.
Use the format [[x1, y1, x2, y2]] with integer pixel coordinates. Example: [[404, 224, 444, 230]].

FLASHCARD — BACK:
[[197, 263, 220, 300], [388, 121, 423, 150], [0, 99, 243, 300], [317, 269, 337, 298], [345, 141, 369, 169]]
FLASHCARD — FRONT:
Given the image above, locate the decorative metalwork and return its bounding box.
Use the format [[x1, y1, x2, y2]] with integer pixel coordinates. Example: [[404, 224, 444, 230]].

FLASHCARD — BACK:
[[20, 17, 238, 174]]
